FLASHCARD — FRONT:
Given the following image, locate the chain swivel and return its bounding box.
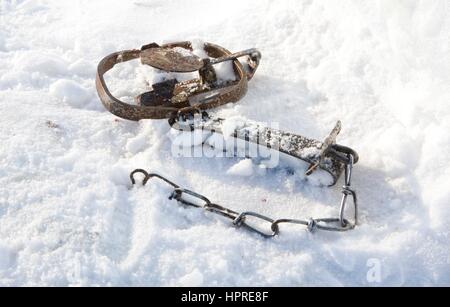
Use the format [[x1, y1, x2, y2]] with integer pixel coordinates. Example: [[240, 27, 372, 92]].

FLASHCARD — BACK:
[[338, 154, 358, 228]]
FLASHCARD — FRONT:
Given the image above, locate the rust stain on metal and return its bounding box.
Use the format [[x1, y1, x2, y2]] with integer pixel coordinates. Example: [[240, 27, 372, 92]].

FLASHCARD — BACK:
[[95, 41, 260, 121], [140, 47, 204, 72]]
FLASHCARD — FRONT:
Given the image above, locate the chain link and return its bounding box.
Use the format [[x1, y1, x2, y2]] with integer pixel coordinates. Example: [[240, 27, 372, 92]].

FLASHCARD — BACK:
[[130, 160, 358, 238], [338, 154, 357, 229]]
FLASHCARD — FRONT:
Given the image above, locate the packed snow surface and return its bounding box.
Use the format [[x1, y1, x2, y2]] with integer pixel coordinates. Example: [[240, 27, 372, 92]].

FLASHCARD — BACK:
[[1, 0, 449, 286]]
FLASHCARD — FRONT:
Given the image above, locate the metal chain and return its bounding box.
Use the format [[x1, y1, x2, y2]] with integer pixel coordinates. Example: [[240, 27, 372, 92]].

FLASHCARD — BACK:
[[130, 160, 357, 238]]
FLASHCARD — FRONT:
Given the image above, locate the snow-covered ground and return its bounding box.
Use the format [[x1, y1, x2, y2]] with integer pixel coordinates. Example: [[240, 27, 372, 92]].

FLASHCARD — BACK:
[[1, 0, 449, 286]]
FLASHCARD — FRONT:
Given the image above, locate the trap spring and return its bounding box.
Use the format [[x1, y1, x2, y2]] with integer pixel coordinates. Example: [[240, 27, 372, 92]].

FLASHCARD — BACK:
[[169, 111, 359, 186], [96, 41, 360, 236]]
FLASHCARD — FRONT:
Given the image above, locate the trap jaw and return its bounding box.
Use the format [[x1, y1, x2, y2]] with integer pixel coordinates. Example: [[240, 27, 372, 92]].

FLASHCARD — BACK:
[[96, 41, 260, 121], [137, 43, 260, 109]]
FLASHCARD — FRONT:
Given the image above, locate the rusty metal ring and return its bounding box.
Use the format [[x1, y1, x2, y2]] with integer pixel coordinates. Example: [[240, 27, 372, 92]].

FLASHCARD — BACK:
[[96, 41, 258, 121]]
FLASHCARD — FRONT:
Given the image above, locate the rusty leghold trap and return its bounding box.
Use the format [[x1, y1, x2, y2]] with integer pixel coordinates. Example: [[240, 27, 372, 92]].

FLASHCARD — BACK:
[[96, 41, 360, 237]]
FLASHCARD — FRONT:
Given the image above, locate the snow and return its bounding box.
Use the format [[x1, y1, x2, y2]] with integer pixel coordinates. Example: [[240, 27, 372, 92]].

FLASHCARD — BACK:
[[178, 268, 204, 287], [49, 79, 92, 108], [220, 116, 248, 138], [172, 47, 195, 58], [1, 0, 450, 286], [214, 61, 236, 84], [226, 159, 254, 177]]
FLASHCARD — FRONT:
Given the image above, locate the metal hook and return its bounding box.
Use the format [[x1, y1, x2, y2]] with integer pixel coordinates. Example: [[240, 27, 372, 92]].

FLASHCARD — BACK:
[[130, 169, 180, 189], [130, 169, 150, 185]]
